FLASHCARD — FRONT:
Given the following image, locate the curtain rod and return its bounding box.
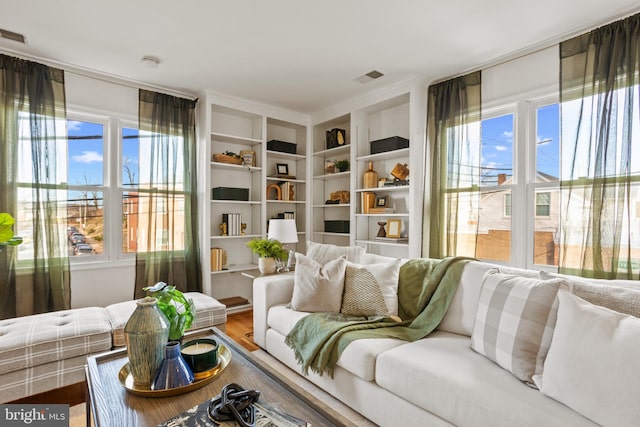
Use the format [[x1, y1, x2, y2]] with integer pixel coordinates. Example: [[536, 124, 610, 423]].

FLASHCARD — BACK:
[[430, 6, 640, 86], [0, 46, 198, 101]]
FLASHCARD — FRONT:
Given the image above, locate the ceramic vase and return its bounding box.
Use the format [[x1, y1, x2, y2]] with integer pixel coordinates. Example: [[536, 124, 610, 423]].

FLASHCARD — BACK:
[[259, 257, 277, 274], [152, 341, 194, 390], [124, 296, 170, 388]]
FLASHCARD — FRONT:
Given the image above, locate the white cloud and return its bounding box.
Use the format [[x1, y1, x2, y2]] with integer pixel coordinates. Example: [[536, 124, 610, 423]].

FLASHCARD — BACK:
[[495, 145, 508, 152], [67, 121, 82, 132], [502, 131, 514, 139], [72, 151, 103, 163]]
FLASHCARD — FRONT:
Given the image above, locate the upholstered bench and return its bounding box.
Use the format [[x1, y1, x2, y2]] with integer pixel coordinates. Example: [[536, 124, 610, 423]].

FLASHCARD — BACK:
[[0, 307, 113, 403], [105, 292, 227, 347]]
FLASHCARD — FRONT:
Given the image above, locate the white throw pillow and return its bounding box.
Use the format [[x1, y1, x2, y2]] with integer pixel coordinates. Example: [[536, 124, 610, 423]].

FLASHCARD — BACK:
[[306, 240, 364, 266], [290, 253, 347, 313], [471, 270, 570, 384], [534, 290, 640, 427], [341, 259, 402, 317]]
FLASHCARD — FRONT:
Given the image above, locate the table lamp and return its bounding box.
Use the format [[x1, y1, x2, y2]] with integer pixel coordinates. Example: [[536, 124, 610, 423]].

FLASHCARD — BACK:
[[267, 219, 298, 272]]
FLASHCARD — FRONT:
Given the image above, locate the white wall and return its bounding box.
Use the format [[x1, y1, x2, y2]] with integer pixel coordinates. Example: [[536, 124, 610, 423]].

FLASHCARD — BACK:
[[65, 73, 138, 308]]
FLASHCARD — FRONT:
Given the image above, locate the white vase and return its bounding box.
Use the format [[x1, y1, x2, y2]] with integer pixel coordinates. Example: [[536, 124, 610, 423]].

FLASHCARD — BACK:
[[258, 257, 276, 274]]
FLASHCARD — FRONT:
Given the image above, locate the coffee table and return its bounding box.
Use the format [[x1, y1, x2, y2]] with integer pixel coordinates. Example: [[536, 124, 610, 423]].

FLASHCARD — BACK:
[[85, 328, 349, 426]]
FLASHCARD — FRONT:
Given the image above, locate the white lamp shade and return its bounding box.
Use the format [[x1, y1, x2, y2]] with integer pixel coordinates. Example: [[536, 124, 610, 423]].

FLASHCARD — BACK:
[[267, 219, 298, 244]]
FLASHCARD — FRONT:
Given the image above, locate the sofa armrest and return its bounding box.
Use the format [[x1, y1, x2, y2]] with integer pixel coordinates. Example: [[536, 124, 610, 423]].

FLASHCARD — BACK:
[[252, 273, 294, 349]]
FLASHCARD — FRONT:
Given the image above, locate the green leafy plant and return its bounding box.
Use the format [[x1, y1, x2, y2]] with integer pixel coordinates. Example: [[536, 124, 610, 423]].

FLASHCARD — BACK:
[[223, 150, 241, 159], [0, 213, 23, 247], [143, 282, 195, 341], [335, 159, 350, 172], [246, 238, 288, 259]]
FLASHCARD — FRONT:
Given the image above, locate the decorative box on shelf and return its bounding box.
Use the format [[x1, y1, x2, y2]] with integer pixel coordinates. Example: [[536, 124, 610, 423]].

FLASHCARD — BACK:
[[370, 136, 409, 154], [267, 140, 297, 154], [324, 220, 350, 233], [212, 153, 243, 165], [212, 187, 249, 201]]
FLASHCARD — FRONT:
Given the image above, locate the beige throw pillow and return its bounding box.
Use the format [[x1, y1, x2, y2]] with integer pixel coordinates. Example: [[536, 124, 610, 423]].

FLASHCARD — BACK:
[[306, 241, 364, 266], [534, 290, 640, 427], [341, 265, 390, 317], [290, 253, 347, 313], [471, 270, 570, 384]]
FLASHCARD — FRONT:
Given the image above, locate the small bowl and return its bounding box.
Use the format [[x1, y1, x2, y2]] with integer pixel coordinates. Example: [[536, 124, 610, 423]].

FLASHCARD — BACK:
[[180, 339, 219, 379]]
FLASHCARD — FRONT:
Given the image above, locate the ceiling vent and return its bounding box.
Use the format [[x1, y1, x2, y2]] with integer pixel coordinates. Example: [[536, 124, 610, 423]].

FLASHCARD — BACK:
[[356, 70, 385, 84], [0, 28, 26, 44]]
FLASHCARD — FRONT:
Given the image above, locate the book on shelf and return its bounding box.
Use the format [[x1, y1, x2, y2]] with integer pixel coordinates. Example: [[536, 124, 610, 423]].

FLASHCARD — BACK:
[[368, 207, 395, 214], [360, 191, 375, 214], [222, 213, 242, 236], [374, 236, 408, 243], [210, 247, 226, 271], [158, 397, 310, 427]]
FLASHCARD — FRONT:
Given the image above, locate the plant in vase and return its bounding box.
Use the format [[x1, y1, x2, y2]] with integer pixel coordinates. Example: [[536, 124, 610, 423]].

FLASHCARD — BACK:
[[335, 159, 349, 173], [246, 238, 287, 274], [0, 213, 23, 248], [143, 282, 195, 342]]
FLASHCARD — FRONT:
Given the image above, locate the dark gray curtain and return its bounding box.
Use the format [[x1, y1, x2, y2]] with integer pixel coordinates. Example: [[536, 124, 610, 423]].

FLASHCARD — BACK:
[[426, 71, 482, 258], [559, 13, 640, 279], [0, 54, 70, 319], [134, 90, 201, 298]]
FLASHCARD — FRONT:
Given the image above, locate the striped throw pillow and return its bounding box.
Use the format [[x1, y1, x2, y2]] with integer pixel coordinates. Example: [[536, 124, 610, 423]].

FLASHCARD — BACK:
[[470, 270, 571, 384]]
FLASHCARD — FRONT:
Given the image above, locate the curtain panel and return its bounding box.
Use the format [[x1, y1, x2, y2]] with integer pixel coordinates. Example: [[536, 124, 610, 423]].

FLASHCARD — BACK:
[[559, 12, 640, 279], [426, 71, 482, 259], [134, 90, 202, 298], [0, 54, 70, 319]]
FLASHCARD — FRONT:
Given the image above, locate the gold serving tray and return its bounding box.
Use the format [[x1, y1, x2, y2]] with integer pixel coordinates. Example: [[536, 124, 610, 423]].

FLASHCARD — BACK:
[[118, 344, 231, 397]]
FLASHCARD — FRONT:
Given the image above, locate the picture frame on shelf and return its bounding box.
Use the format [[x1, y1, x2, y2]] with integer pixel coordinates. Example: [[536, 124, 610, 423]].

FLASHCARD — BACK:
[[276, 163, 289, 175], [386, 219, 402, 238], [374, 195, 387, 207], [240, 150, 256, 167]]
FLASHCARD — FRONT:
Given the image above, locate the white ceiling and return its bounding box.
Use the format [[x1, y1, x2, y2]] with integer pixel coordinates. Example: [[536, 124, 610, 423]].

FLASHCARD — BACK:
[[1, 1, 639, 113]]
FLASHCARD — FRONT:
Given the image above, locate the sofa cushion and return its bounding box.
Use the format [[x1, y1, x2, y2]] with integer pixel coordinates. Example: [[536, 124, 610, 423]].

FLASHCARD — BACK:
[[541, 271, 640, 317], [267, 304, 404, 381], [290, 253, 347, 313], [0, 307, 112, 375], [107, 292, 227, 347], [306, 240, 364, 265], [341, 259, 401, 317], [534, 290, 640, 427], [376, 331, 597, 427], [470, 271, 569, 383]]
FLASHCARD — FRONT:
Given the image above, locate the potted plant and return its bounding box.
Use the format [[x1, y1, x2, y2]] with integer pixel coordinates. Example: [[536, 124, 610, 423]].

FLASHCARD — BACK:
[[335, 159, 350, 173], [143, 282, 195, 342], [247, 238, 288, 274], [0, 213, 23, 249]]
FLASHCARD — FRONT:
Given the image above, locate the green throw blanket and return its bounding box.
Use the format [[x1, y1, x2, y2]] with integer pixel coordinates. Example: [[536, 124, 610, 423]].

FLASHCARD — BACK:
[[284, 257, 472, 377]]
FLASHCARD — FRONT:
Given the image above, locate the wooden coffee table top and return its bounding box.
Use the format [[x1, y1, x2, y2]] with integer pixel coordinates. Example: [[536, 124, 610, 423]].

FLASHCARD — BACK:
[[85, 328, 346, 426]]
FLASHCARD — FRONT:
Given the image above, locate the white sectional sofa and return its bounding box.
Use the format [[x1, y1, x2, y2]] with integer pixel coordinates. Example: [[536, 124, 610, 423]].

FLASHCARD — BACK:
[[0, 292, 226, 403], [253, 251, 640, 427]]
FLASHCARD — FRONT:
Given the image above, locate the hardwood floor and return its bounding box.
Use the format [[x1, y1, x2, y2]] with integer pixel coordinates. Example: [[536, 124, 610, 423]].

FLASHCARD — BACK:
[[225, 309, 259, 352]]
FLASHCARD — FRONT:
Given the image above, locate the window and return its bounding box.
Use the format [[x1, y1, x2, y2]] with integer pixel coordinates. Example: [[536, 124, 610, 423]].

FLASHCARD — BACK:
[[504, 194, 511, 217], [536, 192, 551, 216]]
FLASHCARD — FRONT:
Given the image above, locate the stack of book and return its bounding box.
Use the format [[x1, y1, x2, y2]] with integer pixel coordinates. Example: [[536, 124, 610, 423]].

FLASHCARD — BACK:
[[279, 182, 294, 201], [361, 192, 376, 214], [222, 213, 242, 236], [210, 247, 226, 271]]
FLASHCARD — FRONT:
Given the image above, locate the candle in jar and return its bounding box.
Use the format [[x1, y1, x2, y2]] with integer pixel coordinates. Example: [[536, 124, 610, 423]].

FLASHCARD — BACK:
[[181, 342, 217, 355]]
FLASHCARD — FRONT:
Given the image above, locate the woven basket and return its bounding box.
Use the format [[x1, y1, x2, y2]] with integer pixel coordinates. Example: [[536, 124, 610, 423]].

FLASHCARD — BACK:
[[213, 153, 243, 165]]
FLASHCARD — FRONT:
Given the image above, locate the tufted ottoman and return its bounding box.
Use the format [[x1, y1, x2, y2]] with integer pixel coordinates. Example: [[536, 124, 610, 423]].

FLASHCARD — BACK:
[[0, 307, 113, 403], [105, 292, 227, 347]]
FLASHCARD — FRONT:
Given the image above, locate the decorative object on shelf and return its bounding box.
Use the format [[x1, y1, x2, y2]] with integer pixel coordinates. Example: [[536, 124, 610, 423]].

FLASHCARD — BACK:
[[326, 128, 346, 149], [143, 282, 195, 342], [335, 159, 349, 172], [374, 195, 387, 208], [384, 178, 410, 187], [377, 222, 387, 238], [370, 136, 409, 154], [0, 213, 23, 248], [212, 187, 249, 201], [218, 223, 227, 236], [386, 219, 402, 238], [180, 338, 219, 380], [267, 218, 298, 272], [324, 220, 350, 233], [266, 183, 282, 200], [279, 181, 295, 201], [152, 341, 194, 390], [276, 163, 289, 176], [391, 163, 410, 180], [363, 161, 378, 189], [241, 223, 247, 235], [124, 297, 170, 388], [247, 238, 287, 274], [222, 213, 243, 236], [267, 139, 297, 154], [239, 150, 256, 167], [212, 151, 243, 165], [325, 160, 335, 174], [329, 190, 350, 204], [361, 191, 376, 214], [378, 178, 388, 188]]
